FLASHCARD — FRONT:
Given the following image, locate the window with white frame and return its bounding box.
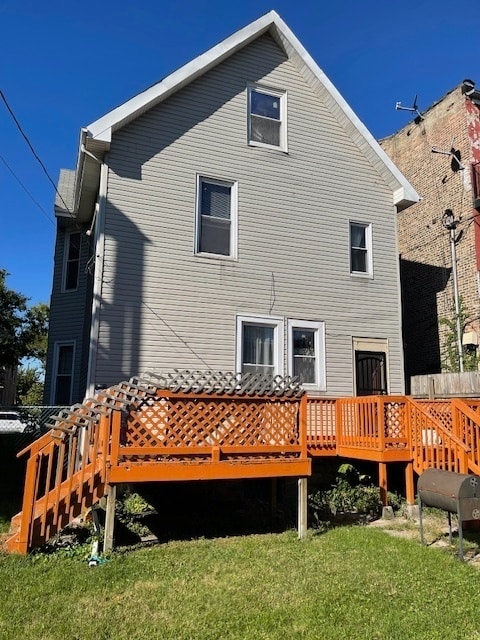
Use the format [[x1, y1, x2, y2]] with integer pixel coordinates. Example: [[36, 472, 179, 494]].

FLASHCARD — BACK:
[[52, 342, 75, 405], [287, 320, 326, 390], [248, 85, 286, 151], [63, 231, 81, 291], [236, 315, 283, 379], [195, 177, 237, 257], [350, 222, 372, 277]]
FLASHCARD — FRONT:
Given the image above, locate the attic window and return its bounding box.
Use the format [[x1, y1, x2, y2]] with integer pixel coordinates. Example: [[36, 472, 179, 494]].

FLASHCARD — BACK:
[[248, 86, 287, 151]]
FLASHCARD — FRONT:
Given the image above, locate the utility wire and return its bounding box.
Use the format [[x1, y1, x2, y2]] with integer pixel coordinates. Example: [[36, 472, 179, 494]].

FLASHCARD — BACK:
[[0, 152, 55, 227], [0, 89, 74, 216]]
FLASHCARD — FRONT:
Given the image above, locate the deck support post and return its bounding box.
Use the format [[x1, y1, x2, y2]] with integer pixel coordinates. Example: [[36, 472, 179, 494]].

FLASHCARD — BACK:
[[378, 463, 388, 506], [297, 477, 308, 539], [405, 462, 415, 505], [271, 478, 278, 525], [103, 484, 117, 553]]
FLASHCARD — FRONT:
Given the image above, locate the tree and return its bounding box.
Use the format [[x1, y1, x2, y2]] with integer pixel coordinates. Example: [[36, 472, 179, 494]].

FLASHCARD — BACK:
[[16, 367, 44, 405], [0, 270, 49, 405], [0, 270, 49, 369], [440, 298, 480, 372]]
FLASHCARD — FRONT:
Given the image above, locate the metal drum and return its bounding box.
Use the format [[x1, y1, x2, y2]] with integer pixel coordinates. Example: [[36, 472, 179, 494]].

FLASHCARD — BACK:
[[417, 468, 480, 560]]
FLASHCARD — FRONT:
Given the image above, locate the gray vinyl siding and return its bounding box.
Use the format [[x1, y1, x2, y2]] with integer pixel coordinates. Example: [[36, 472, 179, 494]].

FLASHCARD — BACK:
[[94, 34, 404, 396], [44, 220, 93, 404]]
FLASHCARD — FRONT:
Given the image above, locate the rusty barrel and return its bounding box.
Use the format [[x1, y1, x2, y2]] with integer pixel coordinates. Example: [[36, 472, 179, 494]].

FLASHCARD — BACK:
[[417, 468, 480, 521]]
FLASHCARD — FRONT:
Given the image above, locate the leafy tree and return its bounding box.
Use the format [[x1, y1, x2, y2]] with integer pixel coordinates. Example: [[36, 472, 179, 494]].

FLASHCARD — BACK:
[[440, 298, 480, 372], [16, 367, 44, 405], [0, 270, 49, 369]]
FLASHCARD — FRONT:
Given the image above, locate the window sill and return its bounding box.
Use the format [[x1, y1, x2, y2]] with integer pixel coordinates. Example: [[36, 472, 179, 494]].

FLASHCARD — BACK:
[[301, 384, 326, 393], [350, 271, 373, 280], [194, 251, 237, 262], [247, 141, 289, 154]]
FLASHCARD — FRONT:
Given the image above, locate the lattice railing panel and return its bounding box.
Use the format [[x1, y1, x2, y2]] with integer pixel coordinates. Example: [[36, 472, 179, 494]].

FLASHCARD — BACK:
[[384, 401, 408, 445], [125, 396, 300, 450], [417, 400, 453, 431]]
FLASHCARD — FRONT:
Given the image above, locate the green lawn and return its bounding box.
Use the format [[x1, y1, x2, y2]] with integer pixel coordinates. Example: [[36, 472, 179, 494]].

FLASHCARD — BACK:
[[1, 527, 480, 640]]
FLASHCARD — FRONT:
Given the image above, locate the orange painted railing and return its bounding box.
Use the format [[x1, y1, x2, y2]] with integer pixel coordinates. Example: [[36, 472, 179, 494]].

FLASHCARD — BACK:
[[416, 400, 453, 432], [336, 396, 409, 451], [9, 392, 480, 554], [7, 390, 309, 553], [407, 398, 469, 475], [7, 410, 111, 554], [306, 397, 337, 453], [109, 392, 309, 482], [451, 399, 480, 474]]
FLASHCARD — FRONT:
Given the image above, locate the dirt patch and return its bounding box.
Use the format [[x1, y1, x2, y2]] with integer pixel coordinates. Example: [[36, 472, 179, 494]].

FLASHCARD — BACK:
[[369, 513, 480, 563]]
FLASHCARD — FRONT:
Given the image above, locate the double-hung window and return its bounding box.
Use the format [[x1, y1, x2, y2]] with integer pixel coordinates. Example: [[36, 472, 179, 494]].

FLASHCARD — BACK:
[[248, 85, 286, 151], [63, 231, 81, 291], [287, 320, 326, 390], [350, 222, 373, 277], [52, 342, 75, 405], [195, 177, 237, 258], [236, 315, 283, 379]]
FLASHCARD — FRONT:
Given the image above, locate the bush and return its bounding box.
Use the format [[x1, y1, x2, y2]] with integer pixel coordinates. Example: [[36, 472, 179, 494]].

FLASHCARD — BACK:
[[115, 489, 156, 537], [308, 464, 405, 529]]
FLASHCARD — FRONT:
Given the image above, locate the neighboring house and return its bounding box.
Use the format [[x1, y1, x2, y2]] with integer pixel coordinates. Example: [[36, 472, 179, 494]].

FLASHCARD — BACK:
[[44, 11, 418, 406], [380, 81, 480, 383]]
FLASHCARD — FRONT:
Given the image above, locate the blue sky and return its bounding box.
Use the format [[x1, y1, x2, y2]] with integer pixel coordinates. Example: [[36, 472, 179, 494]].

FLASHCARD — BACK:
[[1, 0, 478, 306]]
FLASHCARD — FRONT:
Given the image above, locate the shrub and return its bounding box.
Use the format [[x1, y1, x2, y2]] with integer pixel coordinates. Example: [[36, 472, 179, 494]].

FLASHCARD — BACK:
[[308, 464, 405, 529]]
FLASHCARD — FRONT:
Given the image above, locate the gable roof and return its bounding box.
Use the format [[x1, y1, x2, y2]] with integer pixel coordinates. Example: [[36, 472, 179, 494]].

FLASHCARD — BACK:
[[63, 11, 419, 220]]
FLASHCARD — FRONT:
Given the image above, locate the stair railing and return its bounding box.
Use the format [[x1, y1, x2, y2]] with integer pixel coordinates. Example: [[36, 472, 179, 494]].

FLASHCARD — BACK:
[[450, 399, 480, 475], [7, 411, 112, 554], [407, 398, 469, 475]]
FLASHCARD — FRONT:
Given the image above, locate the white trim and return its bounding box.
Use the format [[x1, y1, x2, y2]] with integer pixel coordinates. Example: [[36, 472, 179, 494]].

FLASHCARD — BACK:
[[86, 160, 108, 398], [287, 319, 326, 391], [50, 341, 76, 405], [84, 11, 419, 208], [349, 220, 373, 279], [236, 314, 284, 376], [247, 84, 287, 152], [61, 230, 81, 293], [195, 175, 238, 259]]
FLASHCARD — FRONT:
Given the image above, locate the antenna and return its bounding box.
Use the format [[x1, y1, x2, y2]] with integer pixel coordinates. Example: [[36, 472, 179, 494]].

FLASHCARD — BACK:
[[431, 137, 465, 171], [395, 94, 424, 121]]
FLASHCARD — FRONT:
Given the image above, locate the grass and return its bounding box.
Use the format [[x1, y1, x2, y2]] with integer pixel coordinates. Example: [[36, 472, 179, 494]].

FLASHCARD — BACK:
[[2, 526, 480, 639]]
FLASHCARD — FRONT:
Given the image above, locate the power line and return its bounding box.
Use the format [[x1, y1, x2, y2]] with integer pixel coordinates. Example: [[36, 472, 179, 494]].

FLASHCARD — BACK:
[[0, 89, 74, 217], [0, 153, 55, 227]]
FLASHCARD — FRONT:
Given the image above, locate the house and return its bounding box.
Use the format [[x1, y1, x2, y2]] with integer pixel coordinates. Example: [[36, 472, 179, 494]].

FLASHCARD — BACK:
[[380, 81, 480, 384], [43, 11, 419, 406]]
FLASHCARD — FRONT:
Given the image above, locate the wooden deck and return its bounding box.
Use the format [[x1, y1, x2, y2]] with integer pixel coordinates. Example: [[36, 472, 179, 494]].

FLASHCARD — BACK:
[[6, 378, 480, 554]]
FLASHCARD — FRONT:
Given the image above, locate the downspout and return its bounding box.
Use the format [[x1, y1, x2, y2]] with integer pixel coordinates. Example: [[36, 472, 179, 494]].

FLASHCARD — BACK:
[[85, 159, 109, 399]]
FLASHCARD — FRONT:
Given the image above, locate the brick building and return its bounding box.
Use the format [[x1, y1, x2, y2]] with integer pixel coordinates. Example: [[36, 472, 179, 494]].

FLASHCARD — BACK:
[[380, 81, 480, 386]]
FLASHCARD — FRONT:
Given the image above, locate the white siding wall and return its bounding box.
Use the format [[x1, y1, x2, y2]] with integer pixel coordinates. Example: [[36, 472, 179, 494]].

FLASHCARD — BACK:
[[95, 34, 404, 395]]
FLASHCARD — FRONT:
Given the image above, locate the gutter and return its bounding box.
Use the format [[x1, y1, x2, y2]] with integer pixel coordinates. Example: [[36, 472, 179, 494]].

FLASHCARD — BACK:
[[85, 159, 109, 398]]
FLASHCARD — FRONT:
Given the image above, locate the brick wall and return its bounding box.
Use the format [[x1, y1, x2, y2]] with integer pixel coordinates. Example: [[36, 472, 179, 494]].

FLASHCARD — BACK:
[[380, 85, 480, 380]]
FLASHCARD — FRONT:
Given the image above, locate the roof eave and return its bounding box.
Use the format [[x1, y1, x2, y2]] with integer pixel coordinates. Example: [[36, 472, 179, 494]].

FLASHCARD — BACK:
[[87, 11, 280, 143], [81, 10, 419, 212]]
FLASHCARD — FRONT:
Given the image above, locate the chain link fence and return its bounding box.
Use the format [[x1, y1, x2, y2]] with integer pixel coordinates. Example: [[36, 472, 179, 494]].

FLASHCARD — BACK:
[[0, 406, 68, 520]]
